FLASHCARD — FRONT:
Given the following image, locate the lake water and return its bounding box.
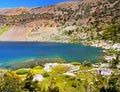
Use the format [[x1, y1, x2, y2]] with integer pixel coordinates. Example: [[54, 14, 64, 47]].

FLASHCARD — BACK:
[[0, 42, 102, 68]]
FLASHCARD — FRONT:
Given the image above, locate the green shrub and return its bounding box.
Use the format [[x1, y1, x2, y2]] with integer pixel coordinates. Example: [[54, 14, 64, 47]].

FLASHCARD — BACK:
[[23, 73, 39, 92], [71, 62, 81, 65], [33, 66, 43, 69], [16, 68, 29, 75], [0, 71, 23, 92], [48, 86, 60, 92], [101, 24, 120, 42], [0, 25, 9, 35], [82, 61, 92, 67], [42, 72, 50, 77]]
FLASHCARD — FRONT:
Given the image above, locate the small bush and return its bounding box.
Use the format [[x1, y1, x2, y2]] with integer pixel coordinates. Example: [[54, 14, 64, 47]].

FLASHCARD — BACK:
[[71, 62, 81, 65], [16, 69, 29, 75], [82, 61, 92, 67], [33, 66, 43, 69], [42, 72, 50, 77]]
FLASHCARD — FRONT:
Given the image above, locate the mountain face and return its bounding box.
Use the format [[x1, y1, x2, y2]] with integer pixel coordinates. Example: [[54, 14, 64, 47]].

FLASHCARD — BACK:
[[0, 0, 119, 43]]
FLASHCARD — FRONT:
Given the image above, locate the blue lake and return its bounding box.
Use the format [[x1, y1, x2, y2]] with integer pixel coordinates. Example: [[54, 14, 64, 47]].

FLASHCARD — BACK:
[[0, 42, 102, 68]]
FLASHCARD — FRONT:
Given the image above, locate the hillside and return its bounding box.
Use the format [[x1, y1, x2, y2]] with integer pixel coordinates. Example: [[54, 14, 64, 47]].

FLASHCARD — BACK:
[[0, 1, 120, 92], [0, 0, 119, 44]]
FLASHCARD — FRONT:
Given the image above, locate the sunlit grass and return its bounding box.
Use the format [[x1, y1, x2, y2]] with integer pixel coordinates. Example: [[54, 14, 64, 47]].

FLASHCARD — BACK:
[[30, 66, 44, 74], [0, 25, 9, 35]]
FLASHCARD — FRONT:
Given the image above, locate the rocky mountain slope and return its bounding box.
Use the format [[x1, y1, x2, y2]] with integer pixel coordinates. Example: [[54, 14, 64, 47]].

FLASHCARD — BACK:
[[0, 0, 119, 44]]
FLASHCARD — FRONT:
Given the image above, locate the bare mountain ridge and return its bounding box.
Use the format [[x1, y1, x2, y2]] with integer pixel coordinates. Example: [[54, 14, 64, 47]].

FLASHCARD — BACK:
[[0, 0, 119, 42], [0, 0, 105, 15], [0, 7, 29, 15], [0, 0, 106, 15], [0, 1, 79, 15]]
